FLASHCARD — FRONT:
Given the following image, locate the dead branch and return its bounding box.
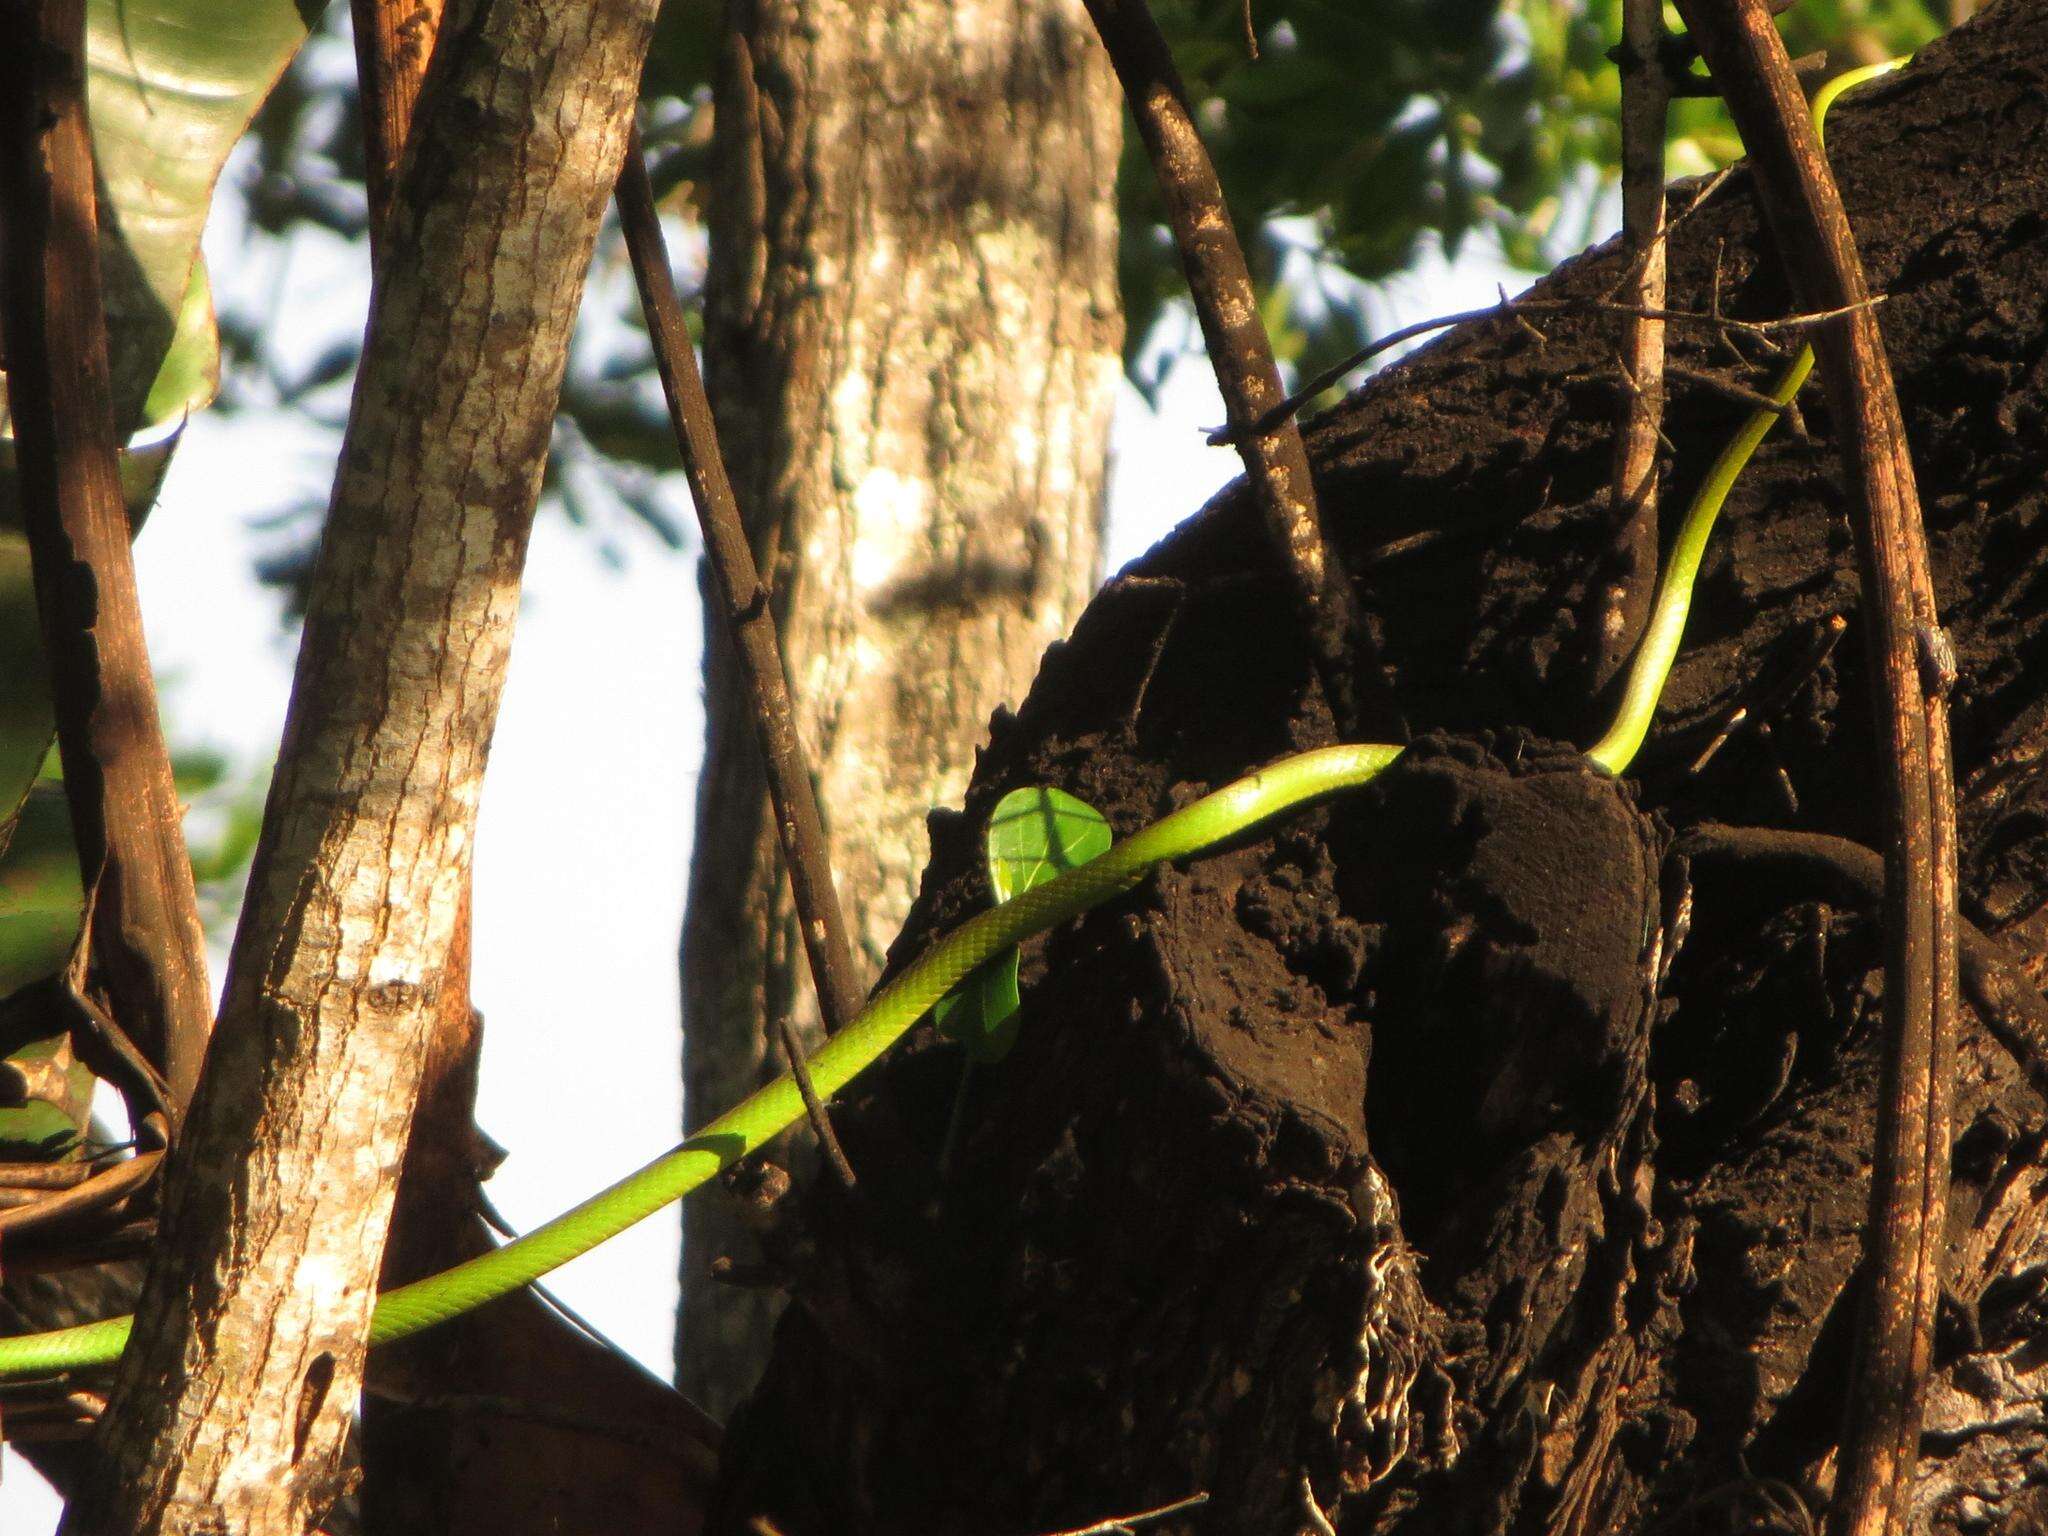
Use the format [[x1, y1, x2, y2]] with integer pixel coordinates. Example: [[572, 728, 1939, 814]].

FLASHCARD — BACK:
[[0, 0, 214, 1118], [615, 128, 860, 1179], [1669, 11, 1958, 1536], [1588, 0, 1675, 697]]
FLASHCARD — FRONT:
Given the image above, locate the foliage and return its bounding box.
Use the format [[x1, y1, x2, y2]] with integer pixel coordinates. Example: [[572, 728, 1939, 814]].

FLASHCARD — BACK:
[[1123, 0, 1943, 394], [0, 0, 312, 845], [0, 0, 1955, 1167], [0, 0, 1951, 1193], [934, 786, 1112, 1064], [212, 0, 1945, 523]]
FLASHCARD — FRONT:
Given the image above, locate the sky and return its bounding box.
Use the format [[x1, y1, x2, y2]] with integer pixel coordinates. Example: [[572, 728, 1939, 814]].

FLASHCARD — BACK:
[[0, 172, 1536, 1533]]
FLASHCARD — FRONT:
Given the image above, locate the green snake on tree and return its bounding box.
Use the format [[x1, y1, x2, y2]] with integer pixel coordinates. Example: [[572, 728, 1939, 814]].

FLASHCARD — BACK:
[[0, 61, 1894, 1384]]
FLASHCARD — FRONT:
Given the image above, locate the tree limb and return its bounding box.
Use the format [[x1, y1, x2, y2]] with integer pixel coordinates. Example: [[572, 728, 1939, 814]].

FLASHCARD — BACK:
[[0, 0, 213, 1121], [615, 128, 860, 1185], [1669, 11, 1958, 1535], [349, 0, 446, 240], [1079, 0, 1394, 741], [62, 1, 660, 1528]]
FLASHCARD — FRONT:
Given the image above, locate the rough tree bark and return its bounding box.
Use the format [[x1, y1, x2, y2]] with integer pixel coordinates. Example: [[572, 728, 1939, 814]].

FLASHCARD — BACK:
[[63, 2, 658, 1531], [708, 6, 2048, 1532], [345, 5, 722, 1531], [679, 0, 1123, 1416]]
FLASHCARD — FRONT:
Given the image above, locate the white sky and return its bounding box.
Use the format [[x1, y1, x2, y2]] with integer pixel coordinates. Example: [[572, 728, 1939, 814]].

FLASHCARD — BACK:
[[2, 190, 1536, 1528]]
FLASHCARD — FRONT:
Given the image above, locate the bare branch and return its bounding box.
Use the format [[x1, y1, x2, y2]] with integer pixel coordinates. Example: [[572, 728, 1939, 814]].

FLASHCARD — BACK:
[[67, 1, 662, 1526], [1207, 293, 1885, 448], [1669, 12, 1957, 1536], [1080, 0, 1393, 740], [1587, 0, 1675, 698], [1677, 825, 2048, 1107], [0, 1149, 161, 1241], [1035, 1491, 1210, 1536], [614, 129, 862, 1181]]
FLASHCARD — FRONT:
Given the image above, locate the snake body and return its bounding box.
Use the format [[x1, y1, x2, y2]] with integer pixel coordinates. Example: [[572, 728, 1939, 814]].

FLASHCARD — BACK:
[[0, 746, 1403, 1376], [0, 62, 1896, 1384]]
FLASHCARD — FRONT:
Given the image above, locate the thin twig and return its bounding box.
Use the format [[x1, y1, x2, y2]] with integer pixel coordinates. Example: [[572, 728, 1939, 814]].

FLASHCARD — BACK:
[[1598, 165, 1735, 308], [1034, 1490, 1210, 1536], [1683, 614, 1847, 773], [1669, 15, 1954, 1536], [0, 1149, 161, 1239], [471, 1183, 730, 1417], [0, 1386, 104, 1443], [777, 1013, 856, 1191], [0, 0, 214, 1118], [615, 128, 861, 1174], [1664, 361, 1802, 417], [1207, 293, 1887, 447], [1587, 0, 1674, 697], [1081, 0, 1392, 740]]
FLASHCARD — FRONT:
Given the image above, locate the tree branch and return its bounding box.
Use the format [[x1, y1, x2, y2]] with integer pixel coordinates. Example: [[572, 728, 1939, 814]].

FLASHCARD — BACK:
[[1079, 0, 1393, 740], [347, 30, 724, 1533], [64, 0, 661, 1527], [1206, 290, 1881, 448], [0, 0, 214, 1121], [1669, 12, 1958, 1535], [1587, 0, 1674, 699], [349, 0, 446, 240], [1677, 824, 2048, 1106], [614, 133, 866, 1131]]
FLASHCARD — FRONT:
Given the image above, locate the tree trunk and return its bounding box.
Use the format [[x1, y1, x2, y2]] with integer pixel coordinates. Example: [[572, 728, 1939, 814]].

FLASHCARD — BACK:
[[708, 5, 2048, 1531], [64, 2, 658, 1530], [360, 955, 721, 1536], [678, 0, 1122, 1416]]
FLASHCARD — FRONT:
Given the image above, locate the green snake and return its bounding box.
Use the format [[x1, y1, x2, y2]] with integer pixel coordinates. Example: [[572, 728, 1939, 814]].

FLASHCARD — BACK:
[[0, 61, 1893, 1384]]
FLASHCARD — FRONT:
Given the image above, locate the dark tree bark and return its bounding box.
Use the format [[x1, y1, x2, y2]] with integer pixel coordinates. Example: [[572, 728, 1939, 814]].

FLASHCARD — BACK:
[[0, 0, 213, 1121], [680, 0, 1123, 1417], [708, 5, 2048, 1532]]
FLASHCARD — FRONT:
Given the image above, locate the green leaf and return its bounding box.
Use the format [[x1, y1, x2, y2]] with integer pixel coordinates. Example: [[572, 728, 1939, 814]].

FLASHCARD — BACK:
[[0, 1030, 94, 1159], [984, 785, 1113, 904], [0, 785, 92, 1156], [0, 786, 85, 1003], [84, 0, 323, 433], [934, 786, 1111, 1064]]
